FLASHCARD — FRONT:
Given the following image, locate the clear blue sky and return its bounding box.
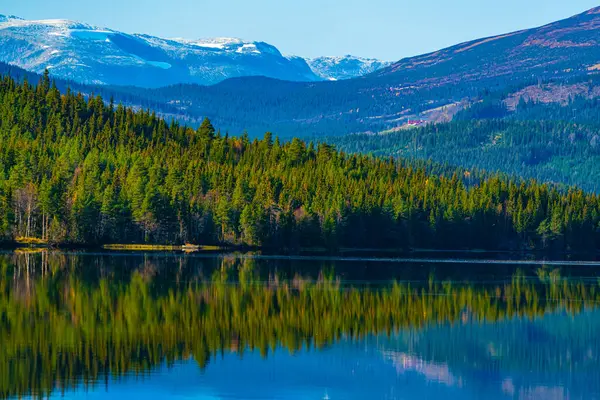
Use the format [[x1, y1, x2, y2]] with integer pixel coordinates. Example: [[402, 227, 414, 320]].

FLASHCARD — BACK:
[[3, 0, 599, 60]]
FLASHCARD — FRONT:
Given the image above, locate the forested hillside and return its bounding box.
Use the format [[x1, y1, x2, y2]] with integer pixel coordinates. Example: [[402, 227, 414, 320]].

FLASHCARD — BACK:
[[329, 95, 600, 193], [0, 74, 599, 251]]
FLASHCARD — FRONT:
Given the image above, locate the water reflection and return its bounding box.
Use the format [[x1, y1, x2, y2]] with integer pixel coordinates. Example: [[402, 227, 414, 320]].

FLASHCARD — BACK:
[[2, 251, 600, 399]]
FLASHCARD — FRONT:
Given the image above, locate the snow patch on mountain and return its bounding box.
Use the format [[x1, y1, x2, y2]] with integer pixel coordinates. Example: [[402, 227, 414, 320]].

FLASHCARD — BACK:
[[237, 43, 260, 54], [306, 55, 393, 80], [172, 37, 245, 49]]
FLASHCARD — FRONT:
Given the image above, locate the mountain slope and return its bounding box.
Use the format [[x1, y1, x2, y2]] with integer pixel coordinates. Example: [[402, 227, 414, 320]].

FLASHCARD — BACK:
[[373, 6, 600, 87]]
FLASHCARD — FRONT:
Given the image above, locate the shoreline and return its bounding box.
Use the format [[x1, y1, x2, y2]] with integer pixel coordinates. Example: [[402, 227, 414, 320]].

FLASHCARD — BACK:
[[1, 241, 598, 262]]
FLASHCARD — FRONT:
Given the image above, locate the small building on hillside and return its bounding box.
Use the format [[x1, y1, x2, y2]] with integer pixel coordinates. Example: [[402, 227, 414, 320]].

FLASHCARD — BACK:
[[406, 119, 426, 127]]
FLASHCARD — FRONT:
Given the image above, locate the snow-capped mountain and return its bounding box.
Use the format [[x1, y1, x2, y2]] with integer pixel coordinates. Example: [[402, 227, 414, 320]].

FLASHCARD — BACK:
[[0, 15, 320, 87], [306, 56, 392, 81], [0, 15, 389, 88]]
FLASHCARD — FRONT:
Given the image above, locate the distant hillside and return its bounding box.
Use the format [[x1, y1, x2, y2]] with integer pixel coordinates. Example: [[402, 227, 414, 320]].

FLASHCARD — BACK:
[[375, 6, 600, 86], [328, 111, 600, 193]]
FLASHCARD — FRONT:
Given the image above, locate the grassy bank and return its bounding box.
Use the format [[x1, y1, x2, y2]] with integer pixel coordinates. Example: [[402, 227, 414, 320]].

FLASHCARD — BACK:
[[102, 244, 227, 252], [15, 237, 48, 246]]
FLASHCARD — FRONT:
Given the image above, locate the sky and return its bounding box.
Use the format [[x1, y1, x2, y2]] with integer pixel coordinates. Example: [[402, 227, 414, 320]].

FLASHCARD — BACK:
[[2, 0, 599, 61]]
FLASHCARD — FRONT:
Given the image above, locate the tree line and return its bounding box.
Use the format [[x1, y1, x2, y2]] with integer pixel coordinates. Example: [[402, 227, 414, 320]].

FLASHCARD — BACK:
[[0, 73, 599, 250]]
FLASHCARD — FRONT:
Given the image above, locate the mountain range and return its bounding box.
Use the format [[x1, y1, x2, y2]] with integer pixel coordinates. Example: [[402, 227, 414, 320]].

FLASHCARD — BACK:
[[0, 14, 389, 87], [5, 6, 595, 138], [189, 5, 600, 136]]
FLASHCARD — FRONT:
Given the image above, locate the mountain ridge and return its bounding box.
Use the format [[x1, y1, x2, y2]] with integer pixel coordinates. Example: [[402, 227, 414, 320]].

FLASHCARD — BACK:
[[373, 5, 600, 84], [0, 14, 389, 86]]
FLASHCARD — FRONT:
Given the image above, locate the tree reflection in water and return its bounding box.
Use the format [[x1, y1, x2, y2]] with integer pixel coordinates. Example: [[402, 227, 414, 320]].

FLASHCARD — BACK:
[[1, 251, 600, 398]]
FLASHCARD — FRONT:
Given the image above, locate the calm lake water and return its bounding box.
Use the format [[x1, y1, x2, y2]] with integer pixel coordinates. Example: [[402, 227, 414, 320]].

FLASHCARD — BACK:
[[3, 251, 600, 399]]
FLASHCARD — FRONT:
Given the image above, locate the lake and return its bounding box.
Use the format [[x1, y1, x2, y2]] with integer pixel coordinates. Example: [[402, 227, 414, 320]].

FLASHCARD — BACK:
[[2, 251, 600, 399]]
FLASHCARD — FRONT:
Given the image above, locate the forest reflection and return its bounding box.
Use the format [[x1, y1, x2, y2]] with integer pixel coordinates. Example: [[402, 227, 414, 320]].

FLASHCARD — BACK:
[[1, 251, 600, 399]]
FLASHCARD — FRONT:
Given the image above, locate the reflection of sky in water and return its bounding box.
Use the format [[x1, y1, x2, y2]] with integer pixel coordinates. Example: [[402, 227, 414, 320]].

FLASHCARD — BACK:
[[56, 307, 600, 400], [56, 345, 573, 400]]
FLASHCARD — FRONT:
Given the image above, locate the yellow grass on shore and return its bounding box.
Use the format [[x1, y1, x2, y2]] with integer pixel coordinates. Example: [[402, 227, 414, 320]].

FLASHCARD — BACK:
[[102, 244, 226, 252], [15, 237, 48, 245], [102, 244, 180, 251]]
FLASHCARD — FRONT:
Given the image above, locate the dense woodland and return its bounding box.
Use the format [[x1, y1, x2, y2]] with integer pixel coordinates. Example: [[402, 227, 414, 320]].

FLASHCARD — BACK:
[[0, 73, 600, 250], [2, 253, 600, 398], [331, 97, 600, 193]]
